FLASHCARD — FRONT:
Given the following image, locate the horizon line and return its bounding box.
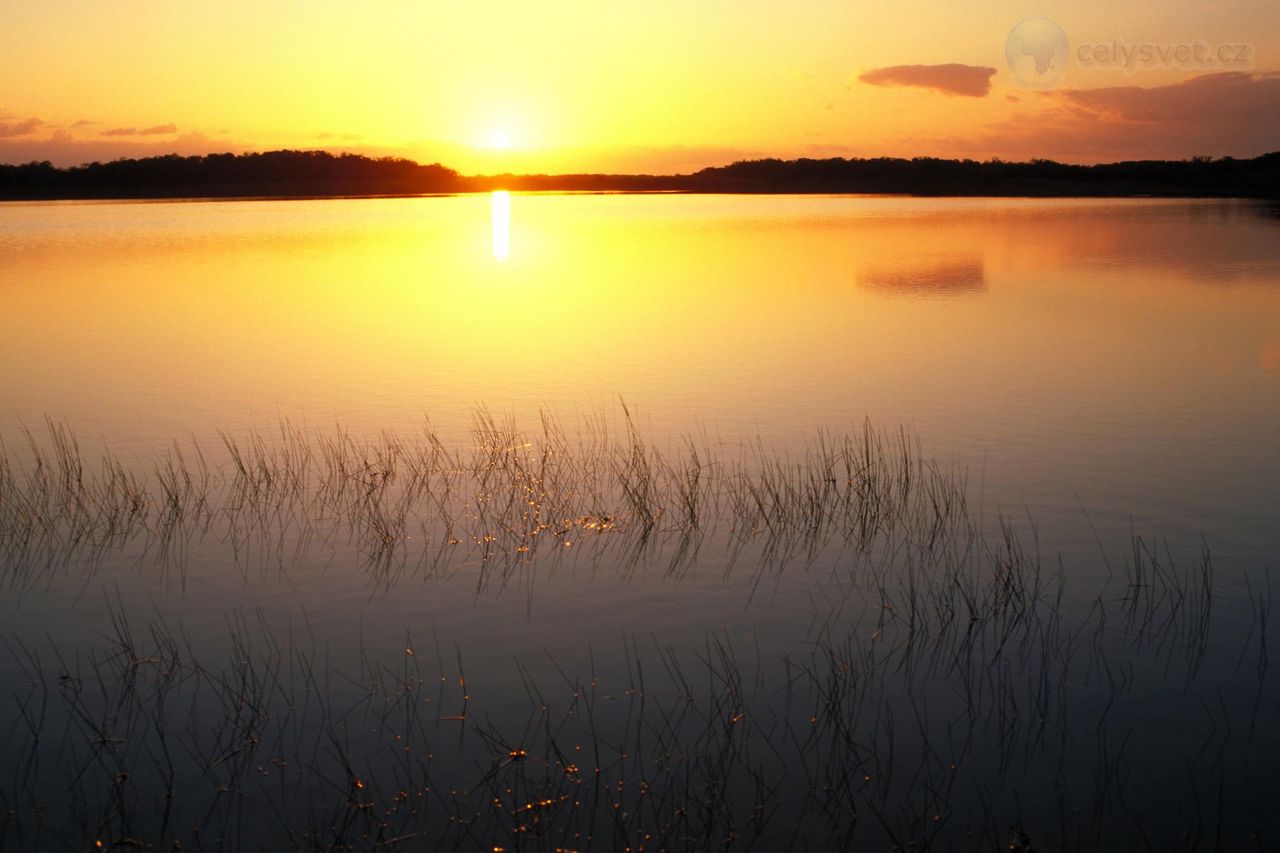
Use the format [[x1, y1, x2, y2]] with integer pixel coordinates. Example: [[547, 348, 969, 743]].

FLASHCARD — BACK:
[[5, 147, 1280, 177]]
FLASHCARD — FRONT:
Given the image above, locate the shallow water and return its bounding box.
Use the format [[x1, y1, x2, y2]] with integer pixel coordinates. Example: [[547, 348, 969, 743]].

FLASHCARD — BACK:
[[0, 194, 1278, 849]]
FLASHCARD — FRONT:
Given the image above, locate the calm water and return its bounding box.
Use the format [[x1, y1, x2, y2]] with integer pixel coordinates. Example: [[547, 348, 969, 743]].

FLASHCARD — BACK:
[[1, 194, 1278, 849], [3, 195, 1278, 562]]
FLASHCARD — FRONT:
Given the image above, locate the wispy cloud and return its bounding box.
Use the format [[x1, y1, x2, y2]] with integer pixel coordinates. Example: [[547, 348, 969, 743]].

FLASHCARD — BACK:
[[877, 71, 1280, 163], [0, 130, 239, 167], [0, 117, 43, 138], [1005, 71, 1280, 161], [101, 123, 178, 137], [859, 64, 996, 97], [1050, 70, 1280, 126]]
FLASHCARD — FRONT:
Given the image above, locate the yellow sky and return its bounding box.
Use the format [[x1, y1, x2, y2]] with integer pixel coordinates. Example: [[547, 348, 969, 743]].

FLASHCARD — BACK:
[[1, 0, 1276, 171]]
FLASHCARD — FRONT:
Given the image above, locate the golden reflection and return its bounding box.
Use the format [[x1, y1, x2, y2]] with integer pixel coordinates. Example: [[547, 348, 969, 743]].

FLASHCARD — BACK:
[[2, 196, 1279, 449], [491, 190, 511, 262]]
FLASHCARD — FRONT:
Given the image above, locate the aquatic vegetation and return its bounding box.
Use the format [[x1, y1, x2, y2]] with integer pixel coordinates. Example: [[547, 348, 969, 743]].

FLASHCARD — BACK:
[[0, 411, 1276, 850], [0, 410, 969, 589]]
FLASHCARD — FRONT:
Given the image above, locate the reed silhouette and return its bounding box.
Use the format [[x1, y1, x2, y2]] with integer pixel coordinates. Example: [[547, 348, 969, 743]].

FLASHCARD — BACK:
[[0, 412, 1277, 849]]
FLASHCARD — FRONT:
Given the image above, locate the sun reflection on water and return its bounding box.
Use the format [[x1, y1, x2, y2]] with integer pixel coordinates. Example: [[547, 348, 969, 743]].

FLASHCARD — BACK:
[[491, 190, 511, 262]]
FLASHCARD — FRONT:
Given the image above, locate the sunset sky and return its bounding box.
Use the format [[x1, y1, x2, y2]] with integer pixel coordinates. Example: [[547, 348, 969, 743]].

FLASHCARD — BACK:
[[2, 0, 1277, 173]]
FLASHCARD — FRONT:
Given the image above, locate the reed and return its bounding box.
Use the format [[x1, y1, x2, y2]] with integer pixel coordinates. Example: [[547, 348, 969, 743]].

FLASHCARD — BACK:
[[0, 410, 1275, 850], [0, 410, 975, 591]]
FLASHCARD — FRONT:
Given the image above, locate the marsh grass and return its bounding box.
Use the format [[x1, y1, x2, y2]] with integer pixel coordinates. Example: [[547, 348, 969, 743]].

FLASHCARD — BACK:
[[0, 409, 968, 592], [0, 410, 1276, 850]]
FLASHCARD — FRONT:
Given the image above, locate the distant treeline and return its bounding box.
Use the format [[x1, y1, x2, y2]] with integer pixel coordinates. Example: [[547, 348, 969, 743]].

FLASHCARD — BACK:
[[0, 151, 463, 199], [686, 153, 1280, 197], [2, 148, 1278, 199]]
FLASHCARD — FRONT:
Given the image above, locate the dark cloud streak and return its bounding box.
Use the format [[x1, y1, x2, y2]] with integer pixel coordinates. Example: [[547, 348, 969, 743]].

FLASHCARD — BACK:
[[1051, 71, 1280, 126], [0, 117, 43, 138], [859, 64, 996, 97], [888, 72, 1280, 163], [0, 130, 237, 166], [102, 123, 178, 137]]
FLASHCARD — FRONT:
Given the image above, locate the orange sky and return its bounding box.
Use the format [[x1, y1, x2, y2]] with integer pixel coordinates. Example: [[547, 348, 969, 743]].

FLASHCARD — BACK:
[[1, 0, 1276, 172]]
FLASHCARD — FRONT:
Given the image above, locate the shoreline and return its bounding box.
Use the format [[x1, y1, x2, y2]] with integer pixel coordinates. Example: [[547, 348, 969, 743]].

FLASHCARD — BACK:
[[4, 149, 1277, 202], [2, 187, 1276, 202]]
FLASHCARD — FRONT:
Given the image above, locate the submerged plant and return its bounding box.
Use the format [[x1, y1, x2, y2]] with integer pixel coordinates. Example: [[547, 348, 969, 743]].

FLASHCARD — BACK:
[[0, 410, 1275, 850]]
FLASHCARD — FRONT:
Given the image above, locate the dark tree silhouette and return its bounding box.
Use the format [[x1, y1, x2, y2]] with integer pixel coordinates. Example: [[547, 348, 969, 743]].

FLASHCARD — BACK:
[[1, 149, 1277, 199], [682, 153, 1280, 196], [0, 150, 461, 199]]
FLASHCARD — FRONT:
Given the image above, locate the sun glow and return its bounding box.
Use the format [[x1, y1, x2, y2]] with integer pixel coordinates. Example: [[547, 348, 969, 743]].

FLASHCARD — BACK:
[[483, 130, 513, 150], [0, 0, 1275, 172]]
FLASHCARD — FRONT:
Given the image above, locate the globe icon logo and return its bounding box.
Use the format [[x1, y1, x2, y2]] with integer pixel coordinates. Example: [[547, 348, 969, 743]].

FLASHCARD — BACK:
[[1005, 18, 1069, 89]]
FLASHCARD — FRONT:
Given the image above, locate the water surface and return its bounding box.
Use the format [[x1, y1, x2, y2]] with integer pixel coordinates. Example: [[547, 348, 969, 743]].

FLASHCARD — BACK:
[[3, 195, 1277, 561], [1, 194, 1278, 849]]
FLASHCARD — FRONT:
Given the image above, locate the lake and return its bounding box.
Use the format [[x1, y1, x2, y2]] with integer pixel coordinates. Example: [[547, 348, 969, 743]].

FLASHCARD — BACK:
[[1, 194, 1278, 850]]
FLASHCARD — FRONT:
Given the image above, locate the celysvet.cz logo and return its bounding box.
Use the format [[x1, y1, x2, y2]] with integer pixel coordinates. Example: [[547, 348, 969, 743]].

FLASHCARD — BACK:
[[1005, 17, 1255, 89], [1005, 18, 1069, 89], [1076, 38, 1254, 73]]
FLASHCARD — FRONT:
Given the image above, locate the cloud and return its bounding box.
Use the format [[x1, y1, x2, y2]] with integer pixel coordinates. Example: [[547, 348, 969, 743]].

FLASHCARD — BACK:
[[1050, 71, 1280, 127], [0, 117, 43, 138], [101, 123, 178, 137], [882, 71, 1280, 163], [1019, 71, 1280, 160], [0, 130, 240, 166], [859, 64, 996, 97]]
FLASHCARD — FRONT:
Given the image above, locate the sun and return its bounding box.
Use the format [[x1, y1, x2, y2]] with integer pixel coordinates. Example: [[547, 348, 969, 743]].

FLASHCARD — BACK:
[[483, 130, 512, 150]]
